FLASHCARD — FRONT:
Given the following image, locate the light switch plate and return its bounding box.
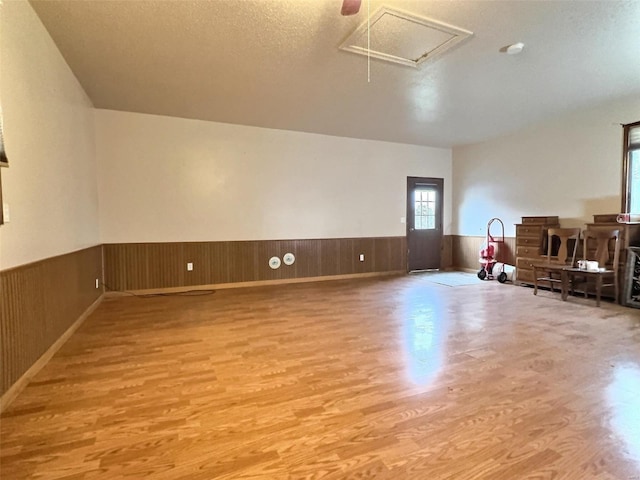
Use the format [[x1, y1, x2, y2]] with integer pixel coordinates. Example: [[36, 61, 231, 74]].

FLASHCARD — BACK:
[[2, 203, 10, 223]]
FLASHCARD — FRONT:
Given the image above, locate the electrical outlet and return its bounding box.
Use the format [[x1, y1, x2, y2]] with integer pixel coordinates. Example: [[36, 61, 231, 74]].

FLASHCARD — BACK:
[[359, 254, 365, 262], [187, 262, 194, 271], [95, 278, 100, 289]]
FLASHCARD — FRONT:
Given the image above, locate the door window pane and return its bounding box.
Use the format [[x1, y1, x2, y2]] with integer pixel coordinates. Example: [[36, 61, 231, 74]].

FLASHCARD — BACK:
[[414, 188, 437, 230]]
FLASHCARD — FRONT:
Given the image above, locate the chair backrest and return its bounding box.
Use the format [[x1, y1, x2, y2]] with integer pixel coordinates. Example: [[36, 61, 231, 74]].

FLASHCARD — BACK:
[[546, 228, 581, 265], [582, 228, 620, 270]]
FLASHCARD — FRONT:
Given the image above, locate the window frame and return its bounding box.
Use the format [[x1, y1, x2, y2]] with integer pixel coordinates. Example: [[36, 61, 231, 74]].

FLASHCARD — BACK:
[[621, 120, 640, 214], [413, 187, 437, 231]]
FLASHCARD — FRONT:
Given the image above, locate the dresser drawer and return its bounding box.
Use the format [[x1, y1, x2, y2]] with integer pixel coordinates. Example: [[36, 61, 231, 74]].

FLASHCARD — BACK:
[[592, 214, 618, 223], [516, 246, 541, 257], [516, 268, 535, 284], [516, 236, 543, 247], [516, 224, 542, 238], [516, 257, 540, 269], [521, 216, 559, 224]]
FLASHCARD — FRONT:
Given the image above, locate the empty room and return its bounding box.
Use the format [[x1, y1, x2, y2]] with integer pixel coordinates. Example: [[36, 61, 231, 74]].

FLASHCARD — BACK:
[[1, 0, 640, 478]]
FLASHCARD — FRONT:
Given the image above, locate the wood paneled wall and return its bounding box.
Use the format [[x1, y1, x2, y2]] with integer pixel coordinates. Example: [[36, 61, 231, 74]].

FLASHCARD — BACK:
[[0, 246, 102, 396], [441, 235, 453, 270], [452, 235, 516, 272], [0, 235, 452, 398], [103, 237, 409, 291]]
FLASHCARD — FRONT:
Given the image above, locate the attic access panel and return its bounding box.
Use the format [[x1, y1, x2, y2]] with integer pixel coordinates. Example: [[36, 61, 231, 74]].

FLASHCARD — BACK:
[[339, 6, 473, 68]]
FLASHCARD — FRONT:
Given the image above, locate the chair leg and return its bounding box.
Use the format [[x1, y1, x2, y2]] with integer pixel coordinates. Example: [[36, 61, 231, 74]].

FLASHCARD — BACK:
[[533, 267, 538, 295], [614, 274, 619, 304]]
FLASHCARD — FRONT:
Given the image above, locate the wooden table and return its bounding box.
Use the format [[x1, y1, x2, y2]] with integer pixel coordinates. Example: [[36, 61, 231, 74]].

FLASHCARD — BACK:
[[531, 263, 616, 306], [560, 267, 617, 306]]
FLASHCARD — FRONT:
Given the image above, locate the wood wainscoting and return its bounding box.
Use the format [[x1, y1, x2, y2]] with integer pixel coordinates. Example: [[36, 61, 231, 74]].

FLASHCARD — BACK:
[[103, 237, 410, 292], [0, 246, 103, 403], [452, 235, 516, 272], [441, 235, 453, 270]]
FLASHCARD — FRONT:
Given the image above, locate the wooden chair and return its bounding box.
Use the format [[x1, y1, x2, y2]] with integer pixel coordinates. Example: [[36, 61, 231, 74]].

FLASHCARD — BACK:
[[566, 228, 621, 306], [532, 228, 581, 296]]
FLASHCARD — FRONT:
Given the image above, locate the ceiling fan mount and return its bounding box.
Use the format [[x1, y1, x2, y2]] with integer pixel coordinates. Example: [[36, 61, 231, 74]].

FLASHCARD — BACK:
[[341, 0, 362, 16]]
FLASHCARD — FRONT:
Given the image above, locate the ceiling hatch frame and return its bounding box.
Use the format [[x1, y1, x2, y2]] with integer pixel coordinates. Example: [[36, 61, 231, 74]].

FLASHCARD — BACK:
[[339, 6, 473, 68]]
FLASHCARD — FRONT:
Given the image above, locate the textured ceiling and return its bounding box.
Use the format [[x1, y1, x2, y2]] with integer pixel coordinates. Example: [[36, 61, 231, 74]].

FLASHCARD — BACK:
[[30, 0, 640, 148]]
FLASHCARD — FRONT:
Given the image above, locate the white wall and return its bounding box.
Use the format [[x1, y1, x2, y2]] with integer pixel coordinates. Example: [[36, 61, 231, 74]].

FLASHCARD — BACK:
[[95, 110, 452, 243], [452, 95, 640, 237], [0, 1, 99, 270]]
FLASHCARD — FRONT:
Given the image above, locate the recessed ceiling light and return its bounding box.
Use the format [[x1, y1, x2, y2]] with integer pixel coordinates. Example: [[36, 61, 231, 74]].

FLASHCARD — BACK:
[[506, 42, 525, 55]]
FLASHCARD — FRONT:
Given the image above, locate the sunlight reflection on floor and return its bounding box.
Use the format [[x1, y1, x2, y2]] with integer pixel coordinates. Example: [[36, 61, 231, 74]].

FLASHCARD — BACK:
[[606, 362, 640, 467], [400, 286, 445, 387]]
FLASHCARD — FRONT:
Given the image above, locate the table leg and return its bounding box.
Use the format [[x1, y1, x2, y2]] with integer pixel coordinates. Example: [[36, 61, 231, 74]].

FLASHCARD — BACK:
[[561, 270, 568, 301], [596, 275, 602, 307]]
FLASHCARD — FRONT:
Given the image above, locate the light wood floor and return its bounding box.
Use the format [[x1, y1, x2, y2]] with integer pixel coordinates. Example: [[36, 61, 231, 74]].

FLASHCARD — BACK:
[[2, 274, 640, 479]]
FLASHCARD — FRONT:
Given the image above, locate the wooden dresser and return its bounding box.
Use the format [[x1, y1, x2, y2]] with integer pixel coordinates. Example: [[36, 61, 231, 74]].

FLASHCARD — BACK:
[[515, 216, 560, 286]]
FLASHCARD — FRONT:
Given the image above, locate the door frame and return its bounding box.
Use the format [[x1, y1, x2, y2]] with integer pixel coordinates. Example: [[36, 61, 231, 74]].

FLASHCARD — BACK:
[[406, 176, 444, 272]]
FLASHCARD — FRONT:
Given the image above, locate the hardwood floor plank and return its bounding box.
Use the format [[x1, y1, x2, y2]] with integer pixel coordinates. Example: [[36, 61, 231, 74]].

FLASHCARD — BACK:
[[2, 275, 640, 479]]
